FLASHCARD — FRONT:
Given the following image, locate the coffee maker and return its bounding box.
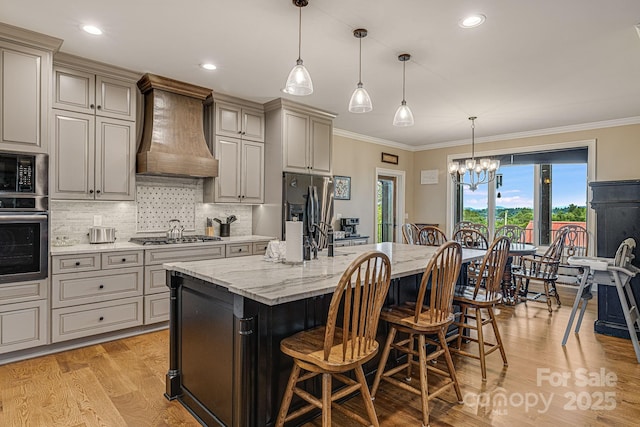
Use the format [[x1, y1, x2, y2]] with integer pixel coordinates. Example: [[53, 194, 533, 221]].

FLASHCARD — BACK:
[[340, 218, 359, 237]]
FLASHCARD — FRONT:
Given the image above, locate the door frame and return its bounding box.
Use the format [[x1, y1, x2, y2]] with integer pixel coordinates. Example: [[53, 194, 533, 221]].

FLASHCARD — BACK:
[[374, 167, 406, 243]]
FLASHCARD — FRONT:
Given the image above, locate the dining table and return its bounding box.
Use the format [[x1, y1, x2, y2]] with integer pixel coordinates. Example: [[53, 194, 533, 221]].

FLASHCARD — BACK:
[[501, 242, 538, 305]]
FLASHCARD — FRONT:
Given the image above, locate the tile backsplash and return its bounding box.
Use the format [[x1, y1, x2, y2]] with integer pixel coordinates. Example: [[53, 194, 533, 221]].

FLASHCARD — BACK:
[[50, 176, 252, 244]]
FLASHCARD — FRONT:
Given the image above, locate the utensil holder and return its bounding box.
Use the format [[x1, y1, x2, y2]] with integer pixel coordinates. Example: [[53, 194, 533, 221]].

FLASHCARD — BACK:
[[220, 223, 230, 237]]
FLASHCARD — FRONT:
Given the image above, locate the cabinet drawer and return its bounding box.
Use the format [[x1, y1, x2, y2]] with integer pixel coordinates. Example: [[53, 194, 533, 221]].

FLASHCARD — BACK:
[[0, 300, 48, 354], [52, 267, 143, 308], [144, 293, 169, 324], [0, 279, 48, 305], [145, 265, 169, 294], [252, 241, 269, 256], [51, 297, 143, 343], [334, 240, 350, 247], [52, 253, 101, 274], [226, 243, 252, 257], [101, 251, 143, 269], [145, 245, 225, 265]]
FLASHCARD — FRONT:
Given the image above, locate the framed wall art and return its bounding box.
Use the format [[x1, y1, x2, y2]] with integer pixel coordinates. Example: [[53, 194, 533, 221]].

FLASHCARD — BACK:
[[334, 176, 351, 200], [381, 152, 399, 165]]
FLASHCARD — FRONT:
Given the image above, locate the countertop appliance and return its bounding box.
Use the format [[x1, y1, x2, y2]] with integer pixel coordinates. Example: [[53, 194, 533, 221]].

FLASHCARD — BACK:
[[0, 151, 49, 284], [129, 235, 222, 245], [89, 226, 117, 244], [340, 218, 360, 237], [283, 172, 334, 248]]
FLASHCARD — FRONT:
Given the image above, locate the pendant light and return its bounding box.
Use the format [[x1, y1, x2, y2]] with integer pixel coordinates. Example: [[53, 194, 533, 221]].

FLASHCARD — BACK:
[[393, 53, 414, 126], [283, 0, 313, 96], [348, 28, 373, 113]]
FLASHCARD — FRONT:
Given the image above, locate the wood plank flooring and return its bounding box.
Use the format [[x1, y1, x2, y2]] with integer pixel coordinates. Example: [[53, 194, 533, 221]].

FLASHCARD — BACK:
[[1, 286, 640, 426]]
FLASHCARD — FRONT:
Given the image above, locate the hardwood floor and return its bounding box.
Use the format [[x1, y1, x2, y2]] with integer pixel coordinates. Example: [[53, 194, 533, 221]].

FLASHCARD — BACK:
[[1, 286, 640, 426]]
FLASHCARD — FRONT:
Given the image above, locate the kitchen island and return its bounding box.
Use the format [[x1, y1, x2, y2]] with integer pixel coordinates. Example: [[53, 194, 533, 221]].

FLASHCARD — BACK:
[[163, 242, 485, 427]]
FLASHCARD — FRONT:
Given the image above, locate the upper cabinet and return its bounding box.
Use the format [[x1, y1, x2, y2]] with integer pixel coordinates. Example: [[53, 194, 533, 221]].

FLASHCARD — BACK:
[[53, 66, 136, 121], [215, 101, 264, 143], [204, 94, 265, 204], [0, 24, 62, 153], [50, 54, 139, 201], [265, 98, 336, 177]]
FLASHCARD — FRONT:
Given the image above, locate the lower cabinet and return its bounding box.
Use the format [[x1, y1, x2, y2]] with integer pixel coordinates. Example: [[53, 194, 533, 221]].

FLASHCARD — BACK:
[[51, 297, 143, 343], [50, 250, 144, 343], [335, 237, 369, 247], [0, 279, 49, 355]]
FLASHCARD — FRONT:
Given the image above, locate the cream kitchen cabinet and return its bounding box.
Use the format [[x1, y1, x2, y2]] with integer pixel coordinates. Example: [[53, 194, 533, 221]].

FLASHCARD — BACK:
[[282, 109, 332, 175], [0, 24, 61, 153], [50, 54, 139, 201], [50, 110, 136, 200], [205, 135, 264, 203], [53, 66, 137, 121], [50, 250, 144, 343], [204, 94, 265, 204], [0, 279, 49, 355], [263, 98, 336, 179], [215, 101, 264, 142]]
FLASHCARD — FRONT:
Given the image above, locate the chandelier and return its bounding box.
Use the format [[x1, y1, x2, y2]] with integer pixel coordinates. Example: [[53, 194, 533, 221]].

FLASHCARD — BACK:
[[447, 116, 500, 191]]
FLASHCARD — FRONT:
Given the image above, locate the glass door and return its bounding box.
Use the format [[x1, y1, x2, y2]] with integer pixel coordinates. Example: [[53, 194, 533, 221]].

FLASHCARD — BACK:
[[377, 176, 396, 243]]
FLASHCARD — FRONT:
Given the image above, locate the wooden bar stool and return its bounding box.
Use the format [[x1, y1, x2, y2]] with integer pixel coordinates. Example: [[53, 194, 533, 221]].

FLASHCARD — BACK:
[[371, 242, 463, 427], [448, 236, 510, 381], [276, 251, 392, 427]]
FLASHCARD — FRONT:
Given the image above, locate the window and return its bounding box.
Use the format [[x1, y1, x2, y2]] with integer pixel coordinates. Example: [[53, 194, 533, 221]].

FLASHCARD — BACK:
[[453, 147, 589, 245]]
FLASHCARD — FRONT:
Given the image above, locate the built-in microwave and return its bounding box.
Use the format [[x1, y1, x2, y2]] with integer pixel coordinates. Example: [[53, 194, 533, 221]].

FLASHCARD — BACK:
[[0, 151, 49, 283]]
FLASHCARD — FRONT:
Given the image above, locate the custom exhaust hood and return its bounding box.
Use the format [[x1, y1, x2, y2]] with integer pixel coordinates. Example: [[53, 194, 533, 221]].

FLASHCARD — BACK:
[[136, 73, 218, 178]]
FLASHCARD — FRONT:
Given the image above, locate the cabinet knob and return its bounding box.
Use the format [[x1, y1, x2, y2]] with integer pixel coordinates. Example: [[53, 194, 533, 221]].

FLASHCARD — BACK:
[[99, 316, 104, 321], [237, 131, 242, 134], [96, 190, 101, 194], [122, 258, 126, 262], [89, 189, 94, 194], [96, 105, 102, 110], [75, 261, 80, 266], [99, 284, 104, 289], [90, 104, 95, 109], [238, 248, 242, 252], [241, 131, 246, 135], [241, 195, 245, 199]]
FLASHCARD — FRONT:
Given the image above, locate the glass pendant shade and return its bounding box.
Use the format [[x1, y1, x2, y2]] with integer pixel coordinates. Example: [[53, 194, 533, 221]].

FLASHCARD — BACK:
[[284, 59, 313, 96], [283, 0, 313, 96], [349, 83, 373, 113], [393, 101, 414, 127]]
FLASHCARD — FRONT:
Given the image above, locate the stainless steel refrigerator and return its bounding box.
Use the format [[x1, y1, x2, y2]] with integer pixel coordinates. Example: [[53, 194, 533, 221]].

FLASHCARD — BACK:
[[282, 172, 334, 248]]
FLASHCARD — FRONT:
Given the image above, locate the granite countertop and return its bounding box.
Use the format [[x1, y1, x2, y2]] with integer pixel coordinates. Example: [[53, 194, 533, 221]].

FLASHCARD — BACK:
[[164, 242, 486, 306], [50, 235, 275, 255]]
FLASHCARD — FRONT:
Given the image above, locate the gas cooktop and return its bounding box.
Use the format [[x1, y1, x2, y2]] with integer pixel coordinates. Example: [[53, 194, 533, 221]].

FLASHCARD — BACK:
[[129, 235, 222, 245]]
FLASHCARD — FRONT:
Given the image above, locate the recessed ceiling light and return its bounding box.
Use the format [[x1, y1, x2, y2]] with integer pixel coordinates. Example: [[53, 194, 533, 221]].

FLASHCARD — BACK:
[[82, 25, 103, 35], [459, 14, 486, 28], [201, 63, 217, 71]]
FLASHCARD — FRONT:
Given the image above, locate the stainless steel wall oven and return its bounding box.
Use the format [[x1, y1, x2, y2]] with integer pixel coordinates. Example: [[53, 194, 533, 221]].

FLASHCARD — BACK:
[[0, 151, 48, 284]]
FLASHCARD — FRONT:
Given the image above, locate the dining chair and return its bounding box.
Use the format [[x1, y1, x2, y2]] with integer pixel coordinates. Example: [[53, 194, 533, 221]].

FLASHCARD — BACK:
[[512, 228, 569, 313], [402, 223, 420, 244], [417, 225, 448, 246], [448, 236, 511, 381], [555, 224, 589, 286], [276, 251, 392, 427], [494, 224, 525, 243], [453, 221, 489, 240], [371, 242, 463, 427], [452, 228, 489, 250]]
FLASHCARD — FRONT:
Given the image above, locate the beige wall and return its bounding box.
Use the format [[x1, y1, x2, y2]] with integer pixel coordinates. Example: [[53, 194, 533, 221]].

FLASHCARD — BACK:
[[411, 123, 640, 232], [332, 135, 415, 241]]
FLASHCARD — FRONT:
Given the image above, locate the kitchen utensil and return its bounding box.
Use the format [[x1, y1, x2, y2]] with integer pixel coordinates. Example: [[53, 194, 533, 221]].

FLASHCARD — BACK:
[[206, 218, 214, 236], [88, 226, 116, 244], [166, 219, 184, 240], [213, 218, 223, 224], [227, 215, 237, 224]]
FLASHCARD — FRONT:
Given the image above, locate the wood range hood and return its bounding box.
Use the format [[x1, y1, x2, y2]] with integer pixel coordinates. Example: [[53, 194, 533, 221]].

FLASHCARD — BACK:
[[136, 73, 218, 178]]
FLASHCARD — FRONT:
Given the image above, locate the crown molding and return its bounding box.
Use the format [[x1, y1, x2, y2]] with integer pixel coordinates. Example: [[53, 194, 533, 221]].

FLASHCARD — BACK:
[[333, 128, 418, 152], [335, 116, 640, 152]]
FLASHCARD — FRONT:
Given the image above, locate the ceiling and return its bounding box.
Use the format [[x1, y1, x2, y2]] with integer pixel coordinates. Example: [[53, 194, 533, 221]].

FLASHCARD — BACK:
[[4, 0, 640, 149]]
